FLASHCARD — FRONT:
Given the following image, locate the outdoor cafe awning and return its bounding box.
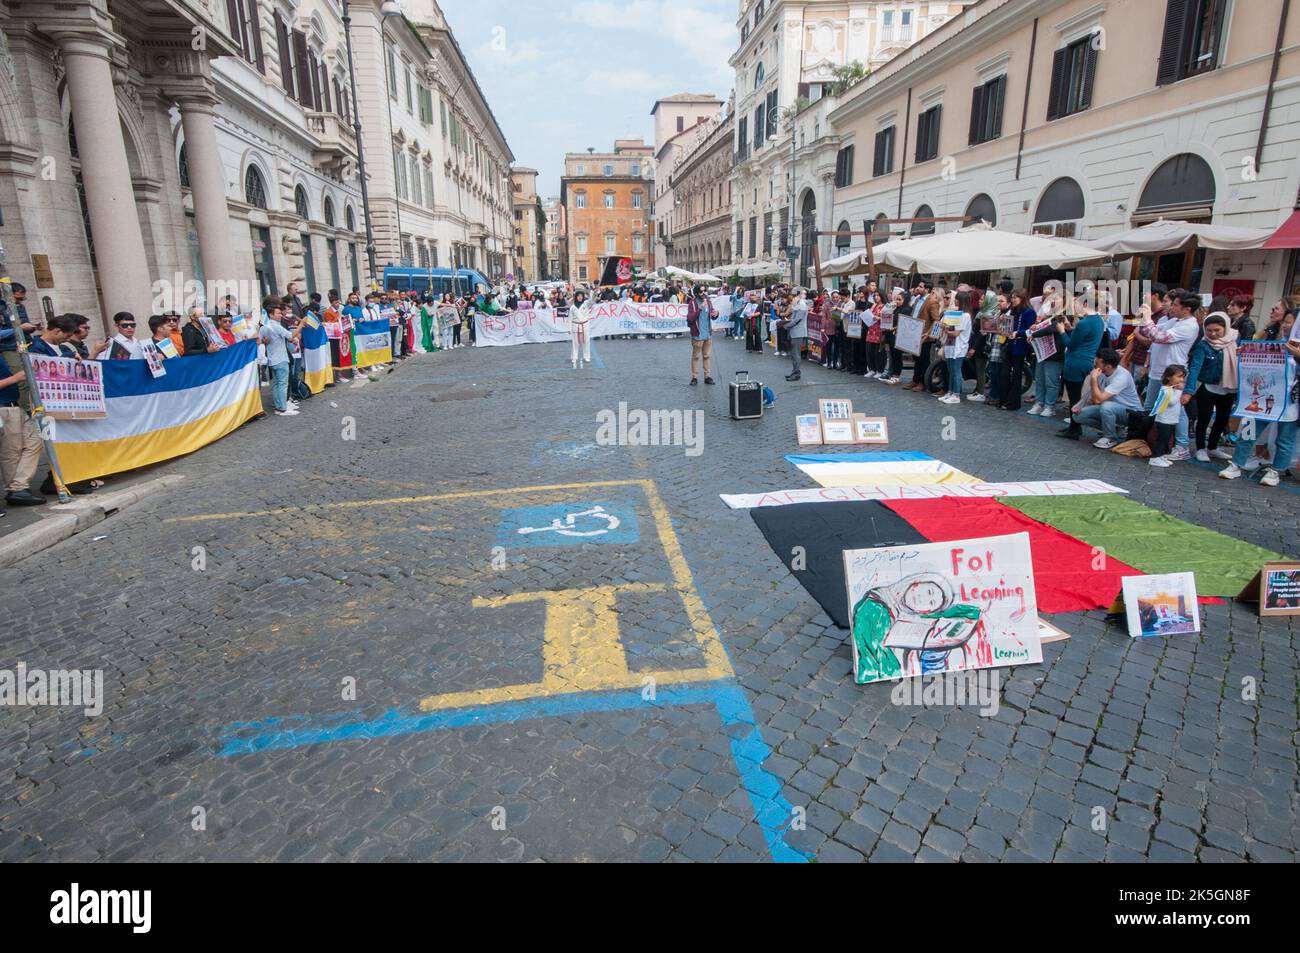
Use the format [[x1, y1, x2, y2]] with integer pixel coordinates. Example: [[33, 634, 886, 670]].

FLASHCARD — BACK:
[[875, 224, 1107, 274], [1080, 219, 1273, 257], [1263, 210, 1300, 250]]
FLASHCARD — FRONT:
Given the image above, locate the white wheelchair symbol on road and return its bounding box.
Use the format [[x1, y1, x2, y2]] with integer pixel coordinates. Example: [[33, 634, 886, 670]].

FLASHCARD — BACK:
[[515, 506, 622, 539]]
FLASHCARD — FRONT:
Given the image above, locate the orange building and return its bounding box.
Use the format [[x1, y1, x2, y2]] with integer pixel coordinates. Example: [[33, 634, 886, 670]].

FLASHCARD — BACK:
[[559, 140, 655, 284]]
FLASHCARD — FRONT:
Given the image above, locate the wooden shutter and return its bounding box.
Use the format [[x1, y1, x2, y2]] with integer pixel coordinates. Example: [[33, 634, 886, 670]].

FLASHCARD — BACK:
[[989, 76, 1006, 139], [1080, 37, 1100, 110], [873, 130, 885, 176], [225, 0, 242, 51], [1046, 47, 1066, 120], [246, 0, 265, 73], [320, 63, 331, 112], [1157, 0, 1192, 86], [275, 13, 293, 96], [293, 31, 313, 106], [969, 84, 984, 145], [767, 90, 779, 138]]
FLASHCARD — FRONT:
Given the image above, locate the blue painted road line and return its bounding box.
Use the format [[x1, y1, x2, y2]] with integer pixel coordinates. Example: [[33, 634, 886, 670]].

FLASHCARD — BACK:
[[219, 679, 808, 863], [589, 340, 605, 369]]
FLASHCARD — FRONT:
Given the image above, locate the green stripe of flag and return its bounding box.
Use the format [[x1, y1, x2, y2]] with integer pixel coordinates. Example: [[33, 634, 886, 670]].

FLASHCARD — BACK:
[[999, 494, 1286, 599]]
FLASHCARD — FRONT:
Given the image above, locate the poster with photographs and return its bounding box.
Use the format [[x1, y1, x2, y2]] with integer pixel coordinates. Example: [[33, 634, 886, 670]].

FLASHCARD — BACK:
[[843, 311, 863, 340], [30, 354, 107, 419], [1233, 342, 1292, 423], [819, 398, 856, 444], [1121, 573, 1201, 638]]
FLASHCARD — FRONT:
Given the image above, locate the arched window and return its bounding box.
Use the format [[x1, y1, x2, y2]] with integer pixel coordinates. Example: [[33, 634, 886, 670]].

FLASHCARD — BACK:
[[294, 184, 310, 220], [1035, 178, 1085, 225], [178, 143, 190, 189], [245, 166, 268, 209], [964, 193, 997, 227], [323, 196, 336, 227], [754, 62, 766, 90], [912, 204, 936, 236], [835, 220, 852, 252], [346, 205, 356, 231], [1138, 154, 1216, 219], [871, 213, 891, 246]]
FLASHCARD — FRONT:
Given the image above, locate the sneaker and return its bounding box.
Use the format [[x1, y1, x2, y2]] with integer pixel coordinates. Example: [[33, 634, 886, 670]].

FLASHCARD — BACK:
[[1027, 404, 1044, 416], [1243, 457, 1265, 472], [704, 378, 716, 386], [1209, 448, 1234, 462], [886, 377, 901, 385], [1149, 456, 1173, 468], [967, 393, 985, 403], [1195, 449, 1211, 463], [1260, 468, 1282, 488], [1166, 447, 1190, 462], [940, 393, 961, 405], [1218, 463, 1243, 480], [1040, 406, 1055, 418], [1094, 438, 1118, 450], [275, 409, 299, 417]]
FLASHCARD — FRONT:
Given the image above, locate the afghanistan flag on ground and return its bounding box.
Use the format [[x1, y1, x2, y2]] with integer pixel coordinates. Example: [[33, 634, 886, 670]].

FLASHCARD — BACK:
[[598, 256, 634, 286]]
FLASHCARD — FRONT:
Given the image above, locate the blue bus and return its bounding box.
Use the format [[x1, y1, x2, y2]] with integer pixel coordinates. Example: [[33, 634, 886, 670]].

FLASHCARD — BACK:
[[382, 266, 491, 299]]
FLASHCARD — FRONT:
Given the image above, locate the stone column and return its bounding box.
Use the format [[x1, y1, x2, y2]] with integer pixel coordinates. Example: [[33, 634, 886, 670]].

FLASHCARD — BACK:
[[177, 93, 238, 303], [52, 30, 153, 322]]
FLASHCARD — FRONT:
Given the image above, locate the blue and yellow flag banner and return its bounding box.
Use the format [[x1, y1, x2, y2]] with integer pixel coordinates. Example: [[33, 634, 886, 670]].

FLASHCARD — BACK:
[[300, 320, 333, 394], [353, 318, 392, 369], [51, 340, 263, 484]]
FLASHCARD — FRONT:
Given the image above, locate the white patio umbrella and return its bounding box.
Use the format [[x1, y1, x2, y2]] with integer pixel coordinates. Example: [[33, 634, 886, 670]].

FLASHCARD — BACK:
[[1078, 219, 1273, 256], [876, 223, 1109, 273]]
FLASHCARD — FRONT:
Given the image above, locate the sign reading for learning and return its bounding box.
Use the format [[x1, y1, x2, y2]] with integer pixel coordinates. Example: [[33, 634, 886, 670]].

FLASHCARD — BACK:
[[843, 533, 1042, 685]]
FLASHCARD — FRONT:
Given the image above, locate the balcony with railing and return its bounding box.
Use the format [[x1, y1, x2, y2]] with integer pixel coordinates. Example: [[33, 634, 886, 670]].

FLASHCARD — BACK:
[[306, 111, 357, 176]]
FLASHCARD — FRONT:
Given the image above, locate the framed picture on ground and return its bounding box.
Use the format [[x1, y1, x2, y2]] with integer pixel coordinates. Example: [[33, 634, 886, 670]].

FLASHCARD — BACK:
[[796, 414, 823, 446], [853, 415, 889, 444], [1237, 561, 1300, 616], [819, 399, 856, 444], [1121, 573, 1201, 638]]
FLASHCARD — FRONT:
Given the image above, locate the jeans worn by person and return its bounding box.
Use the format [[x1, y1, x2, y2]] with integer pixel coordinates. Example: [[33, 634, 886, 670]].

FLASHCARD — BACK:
[[269, 362, 290, 412], [947, 357, 964, 395], [1074, 401, 1130, 441], [1035, 361, 1063, 408], [1233, 419, 1297, 473]]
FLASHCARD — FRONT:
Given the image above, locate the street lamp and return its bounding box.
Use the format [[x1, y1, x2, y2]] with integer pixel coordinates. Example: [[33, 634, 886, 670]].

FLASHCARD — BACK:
[[340, 0, 403, 291]]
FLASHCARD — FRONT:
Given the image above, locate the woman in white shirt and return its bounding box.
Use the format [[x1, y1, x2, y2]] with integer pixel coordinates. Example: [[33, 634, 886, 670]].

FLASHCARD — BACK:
[[939, 290, 973, 404]]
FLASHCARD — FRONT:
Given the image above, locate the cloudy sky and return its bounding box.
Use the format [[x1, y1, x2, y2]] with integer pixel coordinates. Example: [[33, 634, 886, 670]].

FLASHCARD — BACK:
[[438, 0, 737, 198]]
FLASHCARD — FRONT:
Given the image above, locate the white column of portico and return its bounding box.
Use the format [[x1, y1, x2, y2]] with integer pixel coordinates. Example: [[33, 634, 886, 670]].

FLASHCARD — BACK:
[[52, 30, 153, 323], [176, 93, 238, 298]]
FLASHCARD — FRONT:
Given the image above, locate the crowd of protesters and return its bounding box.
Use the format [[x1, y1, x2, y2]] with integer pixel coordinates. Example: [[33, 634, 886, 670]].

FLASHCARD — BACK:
[[4, 272, 1298, 515], [717, 275, 1300, 489]]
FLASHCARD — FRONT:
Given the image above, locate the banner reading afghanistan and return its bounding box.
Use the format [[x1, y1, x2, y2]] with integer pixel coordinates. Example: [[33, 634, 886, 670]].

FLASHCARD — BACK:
[[353, 318, 393, 368], [475, 302, 729, 347], [49, 339, 263, 484]]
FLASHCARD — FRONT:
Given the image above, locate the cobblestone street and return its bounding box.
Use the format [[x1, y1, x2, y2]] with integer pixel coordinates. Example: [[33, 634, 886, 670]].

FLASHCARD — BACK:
[[1, 336, 1297, 863]]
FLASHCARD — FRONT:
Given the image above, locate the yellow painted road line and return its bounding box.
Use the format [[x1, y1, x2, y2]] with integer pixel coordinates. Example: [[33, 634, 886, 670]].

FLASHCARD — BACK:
[[170, 478, 736, 710], [164, 479, 654, 524]]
